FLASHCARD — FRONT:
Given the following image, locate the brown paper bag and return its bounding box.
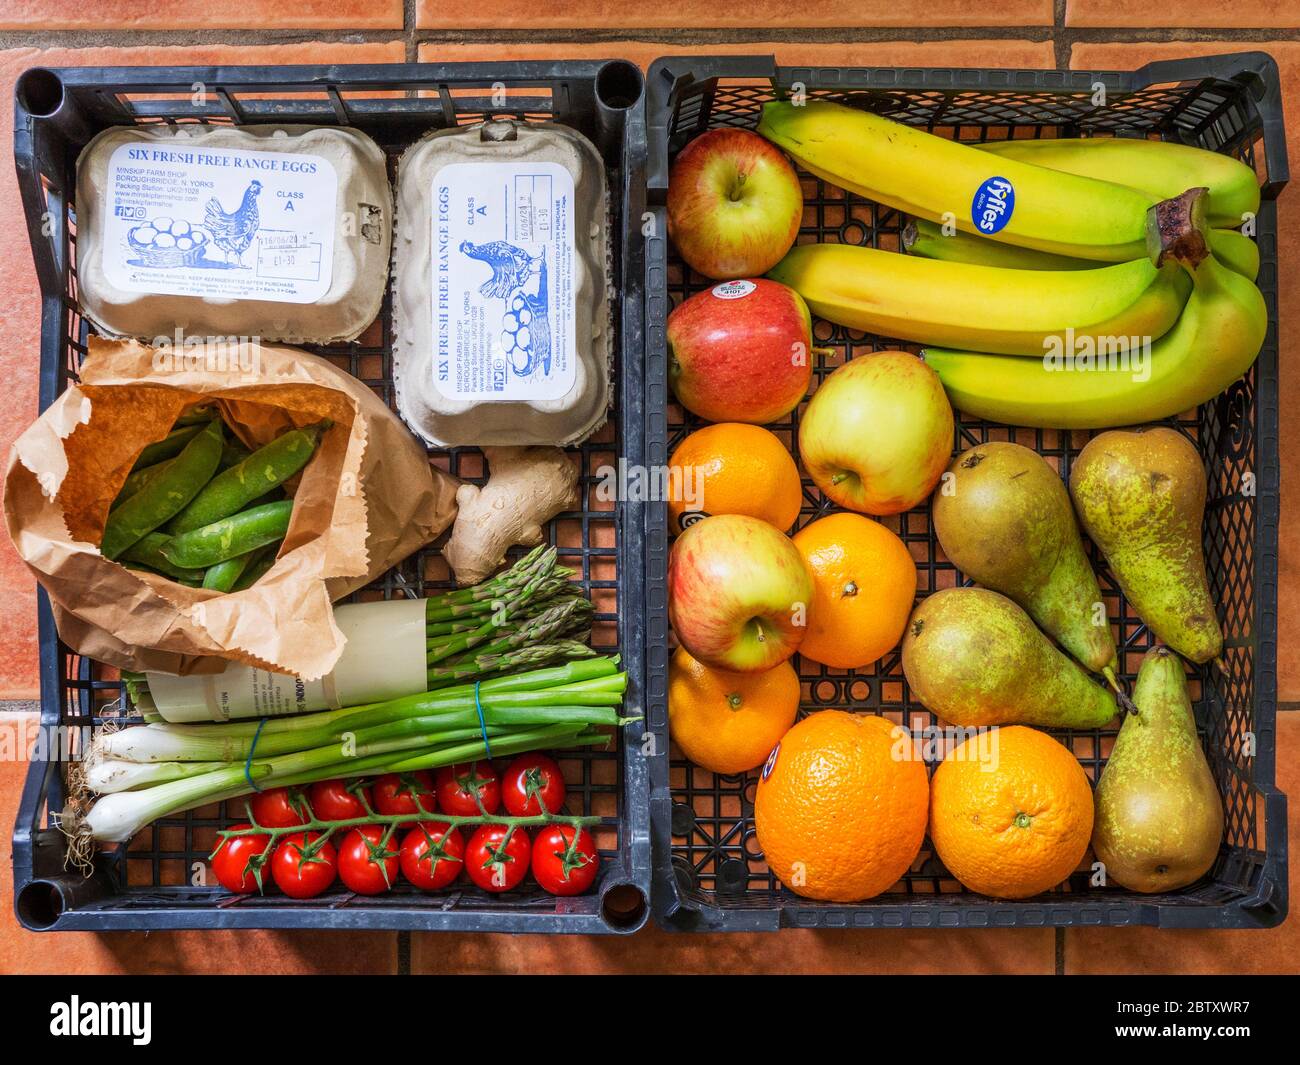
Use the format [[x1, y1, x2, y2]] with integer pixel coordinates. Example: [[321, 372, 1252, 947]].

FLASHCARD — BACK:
[[4, 337, 458, 680]]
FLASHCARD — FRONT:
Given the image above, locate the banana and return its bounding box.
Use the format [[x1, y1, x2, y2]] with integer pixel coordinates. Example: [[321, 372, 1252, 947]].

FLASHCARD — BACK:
[[757, 100, 1160, 261], [922, 252, 1266, 429], [1206, 228, 1261, 281], [903, 218, 1093, 271], [977, 137, 1259, 229], [905, 216, 1259, 281], [767, 242, 1187, 357]]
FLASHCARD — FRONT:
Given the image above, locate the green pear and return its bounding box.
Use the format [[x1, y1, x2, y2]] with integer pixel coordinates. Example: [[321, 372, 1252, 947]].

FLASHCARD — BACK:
[[1092, 646, 1223, 893], [1069, 427, 1223, 664], [932, 442, 1122, 693], [901, 587, 1117, 728]]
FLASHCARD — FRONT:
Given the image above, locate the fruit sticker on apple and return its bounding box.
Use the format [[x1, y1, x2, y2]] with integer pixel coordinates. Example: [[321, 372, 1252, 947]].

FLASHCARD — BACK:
[[667, 514, 813, 673], [667, 128, 803, 281], [667, 277, 821, 424]]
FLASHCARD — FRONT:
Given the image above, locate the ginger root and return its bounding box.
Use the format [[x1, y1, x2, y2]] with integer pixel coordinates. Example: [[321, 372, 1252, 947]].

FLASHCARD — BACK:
[[442, 446, 580, 585]]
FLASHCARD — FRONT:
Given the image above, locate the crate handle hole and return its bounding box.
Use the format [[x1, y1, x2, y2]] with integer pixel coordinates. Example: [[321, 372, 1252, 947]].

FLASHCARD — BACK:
[[16, 69, 65, 119], [596, 61, 644, 111], [15, 879, 64, 930], [600, 881, 648, 932]]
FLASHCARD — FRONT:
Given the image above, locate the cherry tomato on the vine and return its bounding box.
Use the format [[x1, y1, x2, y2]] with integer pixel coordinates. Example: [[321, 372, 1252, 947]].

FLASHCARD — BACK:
[[337, 825, 400, 895], [531, 824, 599, 896], [211, 822, 271, 894], [501, 753, 567, 817], [373, 770, 438, 827], [271, 831, 337, 899], [250, 786, 310, 828], [399, 822, 464, 891], [465, 824, 530, 893], [309, 778, 372, 821], [435, 761, 500, 816]]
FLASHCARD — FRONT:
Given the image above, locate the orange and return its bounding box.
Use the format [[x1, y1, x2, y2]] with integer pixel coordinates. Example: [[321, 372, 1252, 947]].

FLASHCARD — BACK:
[[792, 512, 917, 669], [929, 725, 1094, 899], [667, 647, 799, 775], [668, 423, 802, 535], [754, 710, 928, 902]]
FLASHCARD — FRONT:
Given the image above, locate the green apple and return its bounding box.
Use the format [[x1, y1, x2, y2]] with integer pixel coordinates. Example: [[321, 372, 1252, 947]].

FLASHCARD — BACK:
[[799, 350, 954, 515]]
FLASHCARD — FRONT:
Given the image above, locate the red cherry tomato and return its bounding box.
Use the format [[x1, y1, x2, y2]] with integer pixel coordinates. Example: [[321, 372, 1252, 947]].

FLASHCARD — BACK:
[[501, 753, 567, 817], [271, 831, 337, 899], [337, 825, 400, 895], [435, 761, 500, 816], [465, 824, 530, 893], [399, 822, 465, 891], [250, 786, 309, 828], [373, 771, 438, 827], [531, 825, 600, 896], [211, 823, 271, 894], [309, 778, 372, 821]]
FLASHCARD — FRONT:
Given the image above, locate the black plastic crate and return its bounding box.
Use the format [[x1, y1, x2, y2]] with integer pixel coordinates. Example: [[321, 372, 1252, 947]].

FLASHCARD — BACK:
[[11, 59, 653, 934], [644, 52, 1288, 931]]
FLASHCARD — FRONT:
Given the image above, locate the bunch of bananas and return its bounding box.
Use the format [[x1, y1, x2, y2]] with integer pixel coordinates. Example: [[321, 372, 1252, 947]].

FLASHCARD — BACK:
[[758, 100, 1267, 429]]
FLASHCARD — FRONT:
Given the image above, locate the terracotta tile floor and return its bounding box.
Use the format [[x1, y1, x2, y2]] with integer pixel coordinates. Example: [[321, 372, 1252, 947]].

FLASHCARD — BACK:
[[0, 11, 1294, 974]]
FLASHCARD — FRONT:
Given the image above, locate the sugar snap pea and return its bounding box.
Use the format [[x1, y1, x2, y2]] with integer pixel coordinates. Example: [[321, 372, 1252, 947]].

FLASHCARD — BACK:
[[130, 422, 205, 472], [201, 548, 258, 592], [160, 499, 294, 569], [219, 442, 251, 470], [172, 404, 216, 428], [112, 457, 174, 511], [168, 421, 328, 534], [231, 541, 281, 591], [121, 532, 207, 583], [101, 420, 224, 561]]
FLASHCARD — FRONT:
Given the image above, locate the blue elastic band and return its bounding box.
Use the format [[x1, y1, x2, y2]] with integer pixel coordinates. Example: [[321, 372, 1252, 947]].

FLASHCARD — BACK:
[[244, 717, 268, 793], [473, 681, 492, 759]]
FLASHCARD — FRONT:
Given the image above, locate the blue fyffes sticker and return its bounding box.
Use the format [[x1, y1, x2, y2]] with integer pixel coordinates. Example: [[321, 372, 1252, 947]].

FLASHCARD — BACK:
[[971, 175, 1015, 234]]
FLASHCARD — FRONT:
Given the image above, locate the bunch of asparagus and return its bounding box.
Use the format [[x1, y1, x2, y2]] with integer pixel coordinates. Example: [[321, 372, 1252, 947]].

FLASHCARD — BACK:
[[125, 545, 596, 720]]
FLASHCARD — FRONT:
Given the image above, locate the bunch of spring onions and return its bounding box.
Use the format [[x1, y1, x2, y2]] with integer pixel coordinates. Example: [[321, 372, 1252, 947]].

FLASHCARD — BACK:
[[124, 545, 596, 721], [67, 656, 630, 853]]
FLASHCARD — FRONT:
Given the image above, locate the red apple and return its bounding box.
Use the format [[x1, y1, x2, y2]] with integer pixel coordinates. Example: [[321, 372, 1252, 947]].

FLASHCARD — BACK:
[[668, 278, 817, 424], [668, 513, 813, 673], [668, 128, 802, 280], [798, 350, 953, 515]]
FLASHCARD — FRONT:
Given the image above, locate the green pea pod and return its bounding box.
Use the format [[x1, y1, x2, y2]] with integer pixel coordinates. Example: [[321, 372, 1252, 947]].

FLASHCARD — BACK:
[[169, 421, 328, 535], [219, 442, 251, 470], [102, 420, 224, 561], [172, 404, 217, 428], [121, 532, 207, 583], [161, 499, 294, 569], [130, 422, 206, 472], [111, 457, 174, 511], [231, 541, 281, 591], [201, 548, 258, 592]]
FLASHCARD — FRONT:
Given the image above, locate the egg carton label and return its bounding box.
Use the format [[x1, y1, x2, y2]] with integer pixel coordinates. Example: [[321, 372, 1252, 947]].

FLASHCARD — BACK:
[[432, 161, 577, 402], [101, 142, 338, 305]]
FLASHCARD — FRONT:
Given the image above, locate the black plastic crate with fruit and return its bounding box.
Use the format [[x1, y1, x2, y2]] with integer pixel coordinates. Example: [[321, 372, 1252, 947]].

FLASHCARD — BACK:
[[643, 52, 1288, 931], [11, 59, 653, 934]]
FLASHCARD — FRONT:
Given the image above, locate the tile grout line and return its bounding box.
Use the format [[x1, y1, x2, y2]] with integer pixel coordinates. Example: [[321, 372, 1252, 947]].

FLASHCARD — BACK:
[[1055, 927, 1066, 975], [4, 25, 1300, 52], [397, 930, 411, 974]]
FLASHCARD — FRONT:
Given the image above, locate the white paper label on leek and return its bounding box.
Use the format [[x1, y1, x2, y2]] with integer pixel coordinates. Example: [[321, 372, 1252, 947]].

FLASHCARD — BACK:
[[145, 598, 429, 723], [101, 141, 338, 305], [430, 160, 577, 402]]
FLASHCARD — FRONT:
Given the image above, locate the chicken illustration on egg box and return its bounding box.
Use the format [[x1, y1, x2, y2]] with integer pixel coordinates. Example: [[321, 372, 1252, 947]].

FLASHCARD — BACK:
[[75, 125, 392, 343], [393, 120, 612, 447]]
